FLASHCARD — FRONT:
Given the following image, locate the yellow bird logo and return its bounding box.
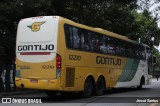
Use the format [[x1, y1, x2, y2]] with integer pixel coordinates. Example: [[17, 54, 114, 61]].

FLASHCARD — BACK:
[[27, 22, 45, 32]]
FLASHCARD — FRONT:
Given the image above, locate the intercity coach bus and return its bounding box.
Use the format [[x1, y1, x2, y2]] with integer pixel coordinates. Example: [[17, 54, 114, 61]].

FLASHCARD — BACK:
[[15, 16, 154, 97]]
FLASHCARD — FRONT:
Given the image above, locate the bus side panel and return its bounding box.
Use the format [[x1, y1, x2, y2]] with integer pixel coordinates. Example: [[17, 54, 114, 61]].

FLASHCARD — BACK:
[[118, 58, 140, 82], [57, 20, 127, 91], [61, 67, 109, 91], [115, 59, 149, 87], [59, 49, 127, 91]]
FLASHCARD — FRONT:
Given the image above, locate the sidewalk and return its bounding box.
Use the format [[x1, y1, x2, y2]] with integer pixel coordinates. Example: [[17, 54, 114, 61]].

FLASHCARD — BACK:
[[152, 78, 160, 82]]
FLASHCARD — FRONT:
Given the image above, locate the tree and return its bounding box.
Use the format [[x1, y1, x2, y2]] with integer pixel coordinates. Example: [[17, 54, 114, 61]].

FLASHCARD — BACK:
[[137, 0, 160, 45], [1, 0, 160, 91], [129, 10, 160, 45]]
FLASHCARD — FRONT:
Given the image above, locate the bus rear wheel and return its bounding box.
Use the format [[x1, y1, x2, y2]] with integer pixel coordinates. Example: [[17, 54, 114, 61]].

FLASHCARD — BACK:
[[95, 77, 105, 96], [81, 77, 94, 98]]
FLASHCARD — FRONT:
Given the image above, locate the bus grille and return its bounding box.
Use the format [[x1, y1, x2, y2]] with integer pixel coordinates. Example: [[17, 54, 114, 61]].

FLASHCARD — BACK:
[[65, 68, 75, 87]]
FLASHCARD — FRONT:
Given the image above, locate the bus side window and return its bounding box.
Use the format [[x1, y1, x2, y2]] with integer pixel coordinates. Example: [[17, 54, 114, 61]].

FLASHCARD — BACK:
[[100, 36, 108, 54], [141, 46, 146, 60], [108, 37, 116, 55], [107, 37, 112, 54], [79, 29, 89, 50], [95, 34, 102, 52], [83, 31, 90, 51], [64, 25, 73, 48], [69, 27, 73, 48], [88, 32, 96, 51], [118, 40, 123, 56], [114, 39, 119, 55], [112, 38, 118, 55], [72, 27, 80, 49]]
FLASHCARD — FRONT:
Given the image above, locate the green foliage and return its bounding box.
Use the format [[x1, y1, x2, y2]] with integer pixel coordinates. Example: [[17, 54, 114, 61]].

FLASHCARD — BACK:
[[153, 48, 160, 67], [0, 0, 160, 63], [130, 10, 160, 46]]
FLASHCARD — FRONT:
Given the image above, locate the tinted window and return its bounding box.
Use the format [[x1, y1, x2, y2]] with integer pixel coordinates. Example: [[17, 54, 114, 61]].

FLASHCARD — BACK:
[[64, 24, 146, 60]]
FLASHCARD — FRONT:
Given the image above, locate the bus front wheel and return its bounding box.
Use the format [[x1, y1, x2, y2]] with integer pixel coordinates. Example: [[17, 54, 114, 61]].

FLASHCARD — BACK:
[[137, 77, 145, 89]]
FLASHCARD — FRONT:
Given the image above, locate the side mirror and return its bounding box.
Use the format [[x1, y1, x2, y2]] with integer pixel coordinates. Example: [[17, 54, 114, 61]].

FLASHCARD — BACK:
[[153, 56, 157, 64]]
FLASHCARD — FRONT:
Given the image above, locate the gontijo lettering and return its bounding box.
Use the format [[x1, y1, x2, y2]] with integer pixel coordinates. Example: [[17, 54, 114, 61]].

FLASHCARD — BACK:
[[18, 44, 54, 51], [96, 56, 121, 65]]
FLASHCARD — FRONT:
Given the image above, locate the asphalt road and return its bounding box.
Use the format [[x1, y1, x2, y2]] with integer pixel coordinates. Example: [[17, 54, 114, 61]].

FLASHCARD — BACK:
[[1, 78, 160, 106]]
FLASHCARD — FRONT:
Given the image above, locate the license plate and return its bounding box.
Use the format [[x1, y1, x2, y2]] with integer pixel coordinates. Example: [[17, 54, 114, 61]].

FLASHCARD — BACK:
[[31, 79, 38, 83]]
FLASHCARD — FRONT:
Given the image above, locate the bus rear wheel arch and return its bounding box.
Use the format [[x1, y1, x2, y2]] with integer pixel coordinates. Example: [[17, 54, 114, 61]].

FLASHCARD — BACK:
[[95, 76, 106, 96]]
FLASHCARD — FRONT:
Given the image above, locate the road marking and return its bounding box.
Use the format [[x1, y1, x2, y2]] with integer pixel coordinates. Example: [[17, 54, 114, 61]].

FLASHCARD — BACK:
[[150, 103, 158, 106]]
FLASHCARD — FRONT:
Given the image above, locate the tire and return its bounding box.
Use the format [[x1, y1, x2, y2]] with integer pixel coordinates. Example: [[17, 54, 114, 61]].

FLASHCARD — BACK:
[[46, 91, 57, 97], [137, 78, 144, 89], [81, 77, 94, 98], [95, 77, 105, 96]]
